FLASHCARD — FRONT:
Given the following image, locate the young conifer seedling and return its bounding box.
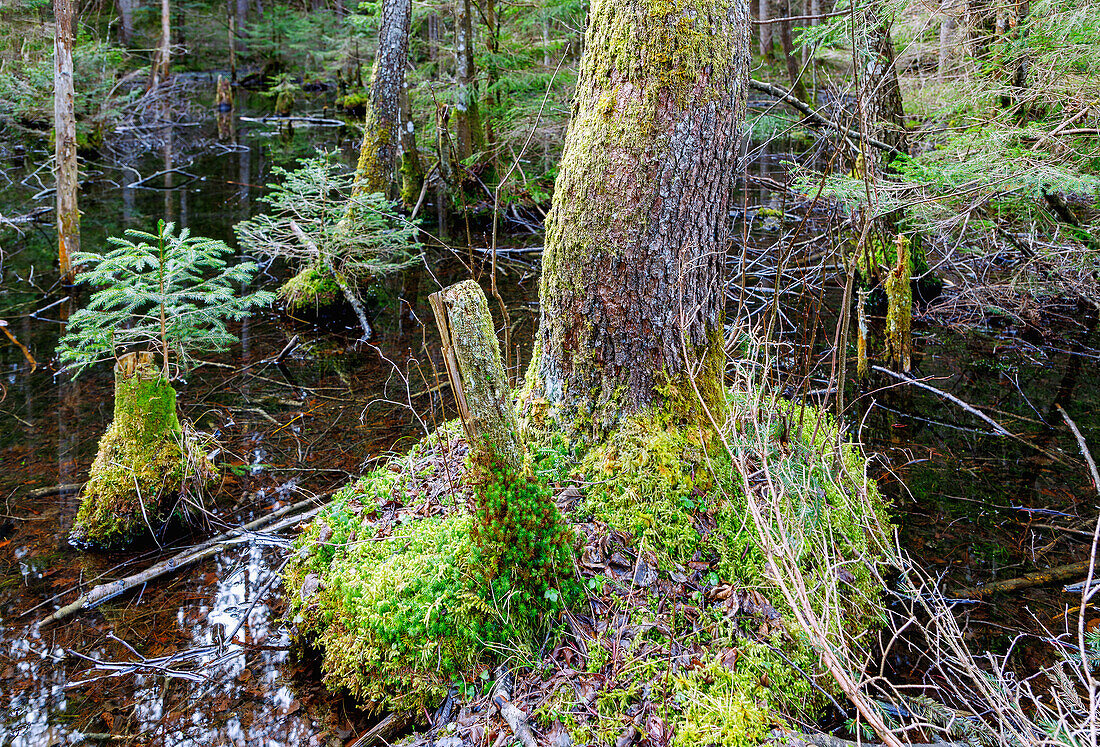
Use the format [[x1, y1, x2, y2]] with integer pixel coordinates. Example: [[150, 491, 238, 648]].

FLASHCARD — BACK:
[[57, 220, 274, 548]]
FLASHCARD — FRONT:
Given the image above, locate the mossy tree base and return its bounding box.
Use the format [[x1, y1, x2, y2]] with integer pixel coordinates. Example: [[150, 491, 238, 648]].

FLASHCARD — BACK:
[[284, 389, 893, 746], [70, 354, 214, 549]]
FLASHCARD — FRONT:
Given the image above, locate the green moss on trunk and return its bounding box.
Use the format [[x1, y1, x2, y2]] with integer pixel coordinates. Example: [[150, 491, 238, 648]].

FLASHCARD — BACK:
[[70, 356, 185, 547]]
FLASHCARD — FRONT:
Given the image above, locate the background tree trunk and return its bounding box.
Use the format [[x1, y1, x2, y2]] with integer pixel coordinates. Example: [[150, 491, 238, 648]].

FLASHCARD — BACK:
[[150, 0, 171, 88], [526, 0, 750, 438], [54, 0, 79, 284], [776, 0, 806, 101], [352, 0, 412, 197], [758, 0, 773, 58], [116, 0, 133, 46], [856, 2, 907, 161], [454, 0, 483, 159]]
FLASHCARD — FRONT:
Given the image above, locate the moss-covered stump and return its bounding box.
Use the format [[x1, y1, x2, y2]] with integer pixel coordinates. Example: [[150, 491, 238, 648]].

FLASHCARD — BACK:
[[285, 392, 894, 746], [278, 267, 345, 316], [70, 354, 212, 549]]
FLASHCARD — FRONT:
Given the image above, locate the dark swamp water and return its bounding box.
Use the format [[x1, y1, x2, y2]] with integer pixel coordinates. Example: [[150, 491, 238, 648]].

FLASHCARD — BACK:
[[0, 88, 1098, 744]]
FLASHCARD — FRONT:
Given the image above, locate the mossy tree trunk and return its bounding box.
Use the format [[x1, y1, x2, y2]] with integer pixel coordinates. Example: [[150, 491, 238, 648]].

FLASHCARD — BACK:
[[525, 0, 750, 439], [71, 352, 186, 548], [352, 0, 412, 198], [54, 0, 79, 284]]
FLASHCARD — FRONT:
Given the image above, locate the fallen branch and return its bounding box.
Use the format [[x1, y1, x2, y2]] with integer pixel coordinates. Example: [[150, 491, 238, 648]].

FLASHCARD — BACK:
[[954, 560, 1096, 598], [792, 732, 968, 747], [26, 483, 83, 499], [492, 668, 538, 747], [348, 712, 412, 747], [1, 320, 37, 371], [748, 79, 904, 158], [41, 496, 325, 626], [871, 366, 1013, 437]]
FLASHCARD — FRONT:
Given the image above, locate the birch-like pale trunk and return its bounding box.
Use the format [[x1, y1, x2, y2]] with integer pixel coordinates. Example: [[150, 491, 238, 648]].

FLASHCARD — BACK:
[[54, 0, 80, 283], [151, 0, 172, 88]]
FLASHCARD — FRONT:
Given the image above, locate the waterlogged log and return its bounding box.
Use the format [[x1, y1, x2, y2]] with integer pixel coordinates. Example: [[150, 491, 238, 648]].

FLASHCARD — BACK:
[[429, 280, 523, 471]]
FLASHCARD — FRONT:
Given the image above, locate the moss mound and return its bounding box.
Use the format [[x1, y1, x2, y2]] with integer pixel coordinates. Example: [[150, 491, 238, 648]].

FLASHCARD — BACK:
[[285, 426, 574, 716], [71, 360, 213, 548], [278, 266, 344, 315], [286, 390, 893, 745]]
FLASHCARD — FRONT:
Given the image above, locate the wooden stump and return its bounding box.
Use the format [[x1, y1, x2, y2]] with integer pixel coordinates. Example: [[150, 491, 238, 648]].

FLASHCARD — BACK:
[[429, 280, 523, 471]]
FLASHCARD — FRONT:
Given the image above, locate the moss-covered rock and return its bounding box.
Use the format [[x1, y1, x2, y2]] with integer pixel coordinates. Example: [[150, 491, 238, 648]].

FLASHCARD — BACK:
[[70, 355, 212, 548]]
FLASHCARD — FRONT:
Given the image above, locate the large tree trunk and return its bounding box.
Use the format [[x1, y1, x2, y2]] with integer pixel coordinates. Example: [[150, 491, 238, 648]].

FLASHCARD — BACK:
[[54, 0, 79, 284], [352, 0, 412, 197], [855, 2, 907, 163], [525, 0, 750, 438]]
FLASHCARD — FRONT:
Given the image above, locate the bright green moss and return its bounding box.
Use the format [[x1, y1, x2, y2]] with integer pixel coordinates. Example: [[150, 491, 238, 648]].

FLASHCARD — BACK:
[[71, 362, 188, 547], [278, 266, 343, 314], [670, 640, 823, 747], [284, 428, 576, 718]]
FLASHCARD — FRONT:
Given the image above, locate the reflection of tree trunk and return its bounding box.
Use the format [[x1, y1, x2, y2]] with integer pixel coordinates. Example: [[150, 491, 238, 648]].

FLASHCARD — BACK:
[[54, 0, 79, 284], [454, 0, 483, 160], [352, 0, 412, 197], [117, 0, 134, 46], [528, 0, 750, 438], [856, 2, 907, 164]]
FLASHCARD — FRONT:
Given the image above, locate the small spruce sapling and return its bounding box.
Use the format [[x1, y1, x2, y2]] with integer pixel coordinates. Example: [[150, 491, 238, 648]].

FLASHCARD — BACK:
[[234, 155, 420, 333], [58, 219, 274, 377], [58, 220, 273, 548]]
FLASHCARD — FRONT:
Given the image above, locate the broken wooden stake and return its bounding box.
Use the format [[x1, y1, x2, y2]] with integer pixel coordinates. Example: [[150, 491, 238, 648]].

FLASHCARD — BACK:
[[429, 280, 523, 471]]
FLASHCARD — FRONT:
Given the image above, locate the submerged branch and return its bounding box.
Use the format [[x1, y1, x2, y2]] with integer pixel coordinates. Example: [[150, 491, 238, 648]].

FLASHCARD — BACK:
[[41, 496, 325, 626]]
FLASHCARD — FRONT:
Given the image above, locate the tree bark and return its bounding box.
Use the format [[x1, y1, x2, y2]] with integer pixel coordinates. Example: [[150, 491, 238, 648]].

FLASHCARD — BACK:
[[150, 0, 172, 89], [937, 9, 955, 80], [454, 0, 484, 160], [430, 280, 524, 471], [525, 0, 750, 438], [54, 0, 80, 284], [352, 0, 412, 197], [116, 0, 134, 46], [854, 1, 907, 162], [397, 83, 424, 209], [758, 0, 773, 58], [775, 0, 806, 101]]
